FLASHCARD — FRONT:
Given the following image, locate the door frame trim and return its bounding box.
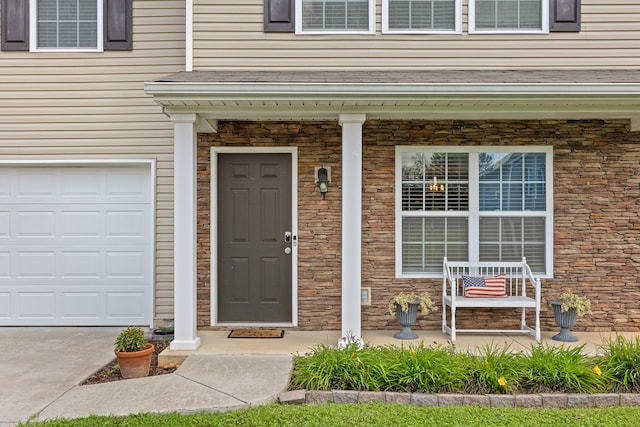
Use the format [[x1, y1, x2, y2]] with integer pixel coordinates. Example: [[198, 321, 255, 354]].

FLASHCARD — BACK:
[[210, 147, 298, 327]]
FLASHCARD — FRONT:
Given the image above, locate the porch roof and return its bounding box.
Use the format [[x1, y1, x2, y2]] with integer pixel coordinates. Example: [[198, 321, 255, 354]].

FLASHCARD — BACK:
[[144, 70, 640, 128]]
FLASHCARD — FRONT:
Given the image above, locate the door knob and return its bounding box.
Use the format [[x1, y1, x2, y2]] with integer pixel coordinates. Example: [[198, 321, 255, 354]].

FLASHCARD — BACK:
[[284, 247, 292, 255]]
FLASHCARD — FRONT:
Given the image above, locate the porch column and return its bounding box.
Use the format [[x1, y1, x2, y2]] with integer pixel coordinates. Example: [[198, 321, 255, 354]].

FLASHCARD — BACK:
[[339, 113, 366, 338], [170, 113, 201, 350]]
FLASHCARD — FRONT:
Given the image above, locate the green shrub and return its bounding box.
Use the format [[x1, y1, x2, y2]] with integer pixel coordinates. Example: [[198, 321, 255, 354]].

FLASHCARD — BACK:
[[519, 344, 608, 393], [291, 339, 624, 394], [114, 327, 148, 352], [291, 344, 379, 391], [373, 343, 467, 393], [463, 344, 525, 394], [599, 335, 640, 392]]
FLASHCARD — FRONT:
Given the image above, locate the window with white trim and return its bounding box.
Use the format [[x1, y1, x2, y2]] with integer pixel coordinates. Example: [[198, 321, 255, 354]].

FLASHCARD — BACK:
[[469, 0, 548, 33], [296, 0, 375, 34], [383, 0, 461, 34], [31, 0, 102, 51], [395, 146, 553, 277]]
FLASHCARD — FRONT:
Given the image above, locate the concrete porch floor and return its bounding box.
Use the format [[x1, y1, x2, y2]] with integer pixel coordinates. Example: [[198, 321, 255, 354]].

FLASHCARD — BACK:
[[158, 329, 639, 367]]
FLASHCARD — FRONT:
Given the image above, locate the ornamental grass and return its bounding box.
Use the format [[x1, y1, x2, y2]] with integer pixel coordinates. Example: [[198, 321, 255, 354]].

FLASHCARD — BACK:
[[290, 335, 640, 395]]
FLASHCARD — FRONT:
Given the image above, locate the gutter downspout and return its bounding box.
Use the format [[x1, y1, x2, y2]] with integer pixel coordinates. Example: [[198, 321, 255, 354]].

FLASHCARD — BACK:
[[186, 0, 193, 71]]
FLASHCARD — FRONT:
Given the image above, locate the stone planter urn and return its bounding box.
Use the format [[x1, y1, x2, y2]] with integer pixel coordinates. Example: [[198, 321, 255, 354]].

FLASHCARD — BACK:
[[549, 300, 579, 342], [394, 302, 420, 340]]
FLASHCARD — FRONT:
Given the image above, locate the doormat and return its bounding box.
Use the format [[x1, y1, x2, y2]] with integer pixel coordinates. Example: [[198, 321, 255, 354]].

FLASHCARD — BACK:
[[227, 329, 285, 339]]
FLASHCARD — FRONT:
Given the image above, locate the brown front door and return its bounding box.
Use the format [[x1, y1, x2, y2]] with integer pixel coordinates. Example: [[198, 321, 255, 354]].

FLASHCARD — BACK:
[[217, 153, 293, 323]]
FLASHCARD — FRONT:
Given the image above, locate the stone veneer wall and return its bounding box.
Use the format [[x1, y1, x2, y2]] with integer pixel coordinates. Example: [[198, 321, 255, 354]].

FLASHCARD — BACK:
[[197, 119, 640, 332]]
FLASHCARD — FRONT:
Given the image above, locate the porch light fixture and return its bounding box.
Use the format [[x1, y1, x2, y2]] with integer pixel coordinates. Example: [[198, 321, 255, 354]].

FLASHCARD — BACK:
[[317, 166, 329, 199]]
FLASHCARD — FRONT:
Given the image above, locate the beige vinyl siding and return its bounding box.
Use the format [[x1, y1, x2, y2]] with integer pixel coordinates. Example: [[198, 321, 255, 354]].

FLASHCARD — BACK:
[[193, 0, 640, 70], [0, 1, 185, 325]]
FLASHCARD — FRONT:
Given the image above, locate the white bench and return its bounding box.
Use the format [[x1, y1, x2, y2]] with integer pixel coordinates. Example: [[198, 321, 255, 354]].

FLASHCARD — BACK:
[[442, 257, 541, 342]]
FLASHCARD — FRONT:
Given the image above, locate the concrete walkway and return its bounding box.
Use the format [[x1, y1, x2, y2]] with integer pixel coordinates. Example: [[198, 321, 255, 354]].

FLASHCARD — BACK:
[[0, 327, 635, 425]]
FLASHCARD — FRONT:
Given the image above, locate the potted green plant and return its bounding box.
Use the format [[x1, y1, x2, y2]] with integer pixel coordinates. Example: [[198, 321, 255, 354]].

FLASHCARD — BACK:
[[114, 327, 155, 379], [388, 292, 437, 340], [549, 289, 592, 342]]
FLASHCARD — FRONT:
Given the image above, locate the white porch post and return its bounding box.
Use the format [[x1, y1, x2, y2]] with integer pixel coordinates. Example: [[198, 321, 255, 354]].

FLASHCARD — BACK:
[[170, 113, 201, 350], [339, 113, 366, 338]]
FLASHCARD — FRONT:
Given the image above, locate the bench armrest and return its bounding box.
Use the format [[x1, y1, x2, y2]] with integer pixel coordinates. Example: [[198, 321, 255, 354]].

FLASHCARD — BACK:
[[523, 261, 541, 302], [442, 257, 458, 299]]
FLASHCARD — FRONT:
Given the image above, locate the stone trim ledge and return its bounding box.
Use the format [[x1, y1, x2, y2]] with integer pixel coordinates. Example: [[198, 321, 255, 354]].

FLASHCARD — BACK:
[[278, 390, 640, 408]]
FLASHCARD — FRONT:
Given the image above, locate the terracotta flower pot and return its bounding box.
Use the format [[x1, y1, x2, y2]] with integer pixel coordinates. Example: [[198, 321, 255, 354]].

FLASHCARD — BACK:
[[114, 343, 155, 379]]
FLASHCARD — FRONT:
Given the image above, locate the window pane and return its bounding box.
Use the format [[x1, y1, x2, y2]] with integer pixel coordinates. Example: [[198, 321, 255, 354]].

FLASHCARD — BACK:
[[401, 152, 469, 212], [402, 217, 468, 273], [479, 217, 545, 273], [388, 0, 456, 31], [38, 0, 58, 20], [59, 22, 78, 46], [302, 0, 370, 31], [37, 0, 97, 48], [480, 152, 546, 212], [60, 0, 78, 20], [474, 0, 542, 30]]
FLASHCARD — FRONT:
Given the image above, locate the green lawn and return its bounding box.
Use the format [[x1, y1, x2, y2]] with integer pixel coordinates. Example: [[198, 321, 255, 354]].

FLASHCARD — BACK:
[[21, 404, 640, 427]]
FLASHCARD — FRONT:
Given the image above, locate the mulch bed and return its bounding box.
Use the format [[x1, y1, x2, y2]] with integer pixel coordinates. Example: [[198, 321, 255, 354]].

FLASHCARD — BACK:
[[81, 340, 177, 386]]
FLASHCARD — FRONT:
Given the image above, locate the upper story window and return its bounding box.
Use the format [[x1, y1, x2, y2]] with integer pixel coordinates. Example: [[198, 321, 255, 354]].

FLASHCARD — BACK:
[[296, 0, 375, 34], [1, 0, 131, 52], [33, 0, 102, 50], [382, 0, 462, 34], [469, 0, 549, 33], [395, 146, 553, 278], [266, 0, 579, 34]]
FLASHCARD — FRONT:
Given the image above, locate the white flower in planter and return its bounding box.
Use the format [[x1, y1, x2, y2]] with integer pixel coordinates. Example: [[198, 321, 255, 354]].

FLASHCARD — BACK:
[[337, 331, 365, 350]]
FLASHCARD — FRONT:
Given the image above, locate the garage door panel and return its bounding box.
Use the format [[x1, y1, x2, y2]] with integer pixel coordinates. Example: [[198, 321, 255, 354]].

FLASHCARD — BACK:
[[61, 251, 101, 278], [61, 171, 101, 197], [0, 252, 10, 277], [60, 211, 101, 237], [106, 251, 148, 279], [106, 170, 149, 199], [0, 293, 9, 318], [17, 252, 56, 278], [0, 246, 151, 283], [106, 210, 147, 238], [16, 211, 55, 238], [18, 292, 56, 318], [16, 171, 56, 198], [0, 165, 152, 326], [107, 291, 148, 319], [0, 212, 9, 237], [1, 205, 152, 243], [61, 292, 102, 318]]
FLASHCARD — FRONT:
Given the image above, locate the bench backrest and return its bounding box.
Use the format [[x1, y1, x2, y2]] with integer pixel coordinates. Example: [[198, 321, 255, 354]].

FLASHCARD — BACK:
[[443, 258, 530, 298]]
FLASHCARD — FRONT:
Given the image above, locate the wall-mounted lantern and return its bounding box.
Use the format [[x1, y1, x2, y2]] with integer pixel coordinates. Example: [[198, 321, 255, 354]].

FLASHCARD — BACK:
[[316, 166, 330, 199]]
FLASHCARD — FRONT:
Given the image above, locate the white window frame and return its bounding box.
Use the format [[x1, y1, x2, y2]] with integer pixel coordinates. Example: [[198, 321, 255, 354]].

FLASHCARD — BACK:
[[29, 0, 104, 52], [382, 0, 462, 34], [295, 0, 376, 35], [468, 0, 549, 34], [395, 146, 554, 278]]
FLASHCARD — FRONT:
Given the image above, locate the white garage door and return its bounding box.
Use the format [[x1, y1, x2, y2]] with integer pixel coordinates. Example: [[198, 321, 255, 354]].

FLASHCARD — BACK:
[[0, 164, 153, 326]]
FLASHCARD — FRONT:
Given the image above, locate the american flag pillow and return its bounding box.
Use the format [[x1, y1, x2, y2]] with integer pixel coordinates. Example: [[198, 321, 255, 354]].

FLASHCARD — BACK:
[[463, 274, 508, 298]]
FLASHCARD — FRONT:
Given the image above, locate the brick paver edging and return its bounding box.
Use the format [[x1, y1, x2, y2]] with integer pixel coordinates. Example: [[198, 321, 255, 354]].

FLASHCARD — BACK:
[[278, 390, 640, 408]]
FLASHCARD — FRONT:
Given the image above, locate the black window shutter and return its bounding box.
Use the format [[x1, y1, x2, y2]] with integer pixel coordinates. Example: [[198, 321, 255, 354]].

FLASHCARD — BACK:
[[550, 0, 581, 32], [1, 0, 29, 51], [104, 0, 133, 50], [264, 0, 294, 33]]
